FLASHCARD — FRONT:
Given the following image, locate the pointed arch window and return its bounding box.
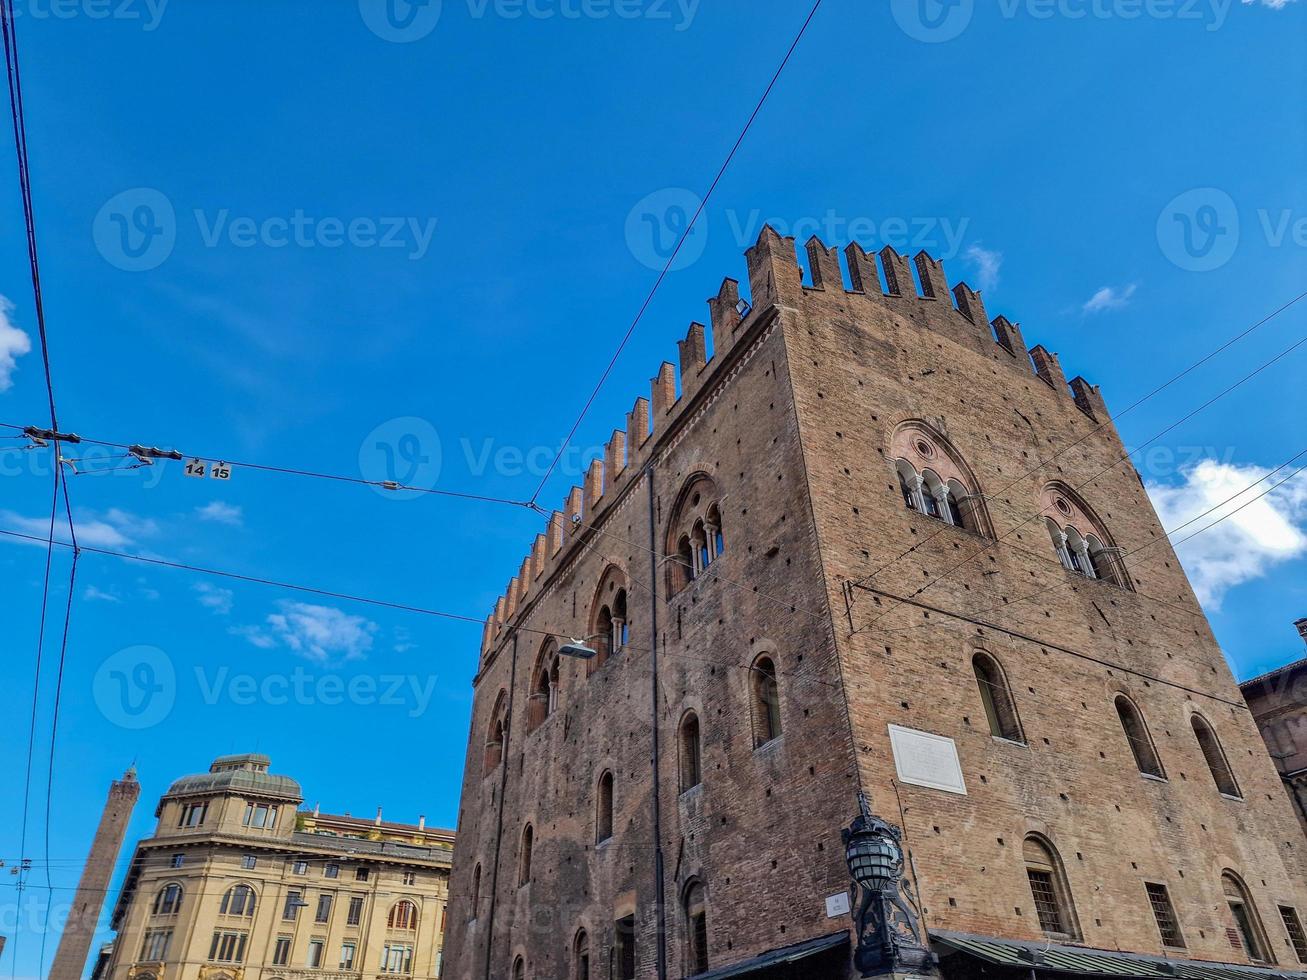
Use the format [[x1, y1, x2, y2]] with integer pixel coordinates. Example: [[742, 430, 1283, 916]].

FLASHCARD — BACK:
[[152, 883, 183, 916], [666, 475, 725, 596], [751, 656, 782, 748], [589, 567, 629, 674], [518, 824, 533, 887], [484, 691, 508, 774], [512, 955, 526, 980], [679, 712, 702, 792], [684, 880, 708, 975], [470, 863, 482, 919], [1044, 486, 1131, 589], [596, 771, 614, 844], [890, 426, 991, 536], [1115, 695, 1165, 778], [219, 884, 256, 917], [1023, 836, 1080, 940], [1223, 872, 1273, 963], [528, 641, 560, 731], [972, 652, 1023, 743], [574, 930, 591, 980], [1191, 714, 1241, 798]]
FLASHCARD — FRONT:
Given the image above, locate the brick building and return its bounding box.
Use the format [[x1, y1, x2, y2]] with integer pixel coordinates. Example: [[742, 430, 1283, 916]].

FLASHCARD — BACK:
[[98, 753, 454, 979], [442, 226, 1307, 980], [1241, 619, 1307, 837]]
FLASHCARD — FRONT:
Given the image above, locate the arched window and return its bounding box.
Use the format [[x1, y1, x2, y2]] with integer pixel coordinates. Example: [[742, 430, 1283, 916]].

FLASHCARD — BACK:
[[612, 589, 628, 651], [972, 652, 1023, 742], [890, 425, 991, 536], [388, 900, 418, 930], [1115, 695, 1165, 778], [666, 475, 725, 596], [1043, 485, 1131, 590], [679, 712, 702, 792], [512, 955, 526, 980], [484, 691, 508, 775], [596, 771, 614, 844], [589, 566, 629, 674], [751, 656, 782, 748], [1223, 872, 1272, 963], [219, 884, 255, 917], [1192, 715, 1241, 797], [1024, 836, 1080, 940], [528, 641, 560, 731], [684, 880, 708, 975], [470, 863, 481, 918], [152, 883, 183, 916], [573, 929, 591, 980], [518, 824, 533, 887]]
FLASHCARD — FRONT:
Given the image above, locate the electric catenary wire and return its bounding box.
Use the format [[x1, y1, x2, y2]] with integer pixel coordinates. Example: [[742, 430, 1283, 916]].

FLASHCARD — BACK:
[[527, 0, 825, 505]]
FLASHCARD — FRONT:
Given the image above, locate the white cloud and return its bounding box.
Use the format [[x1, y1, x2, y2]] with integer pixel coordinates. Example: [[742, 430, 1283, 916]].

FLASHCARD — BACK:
[[83, 584, 121, 603], [196, 501, 243, 527], [965, 244, 1003, 292], [1147, 460, 1307, 609], [1082, 283, 1138, 314], [0, 295, 31, 392], [233, 601, 378, 663], [0, 507, 156, 550], [194, 582, 234, 615], [393, 625, 417, 654]]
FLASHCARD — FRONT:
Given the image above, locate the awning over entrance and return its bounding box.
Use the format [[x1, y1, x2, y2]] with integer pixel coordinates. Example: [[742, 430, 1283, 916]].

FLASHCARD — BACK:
[[934, 930, 1307, 980], [690, 930, 850, 979]]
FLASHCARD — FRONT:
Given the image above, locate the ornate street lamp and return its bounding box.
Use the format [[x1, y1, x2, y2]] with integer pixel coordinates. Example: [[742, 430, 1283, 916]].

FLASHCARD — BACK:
[[842, 794, 936, 977]]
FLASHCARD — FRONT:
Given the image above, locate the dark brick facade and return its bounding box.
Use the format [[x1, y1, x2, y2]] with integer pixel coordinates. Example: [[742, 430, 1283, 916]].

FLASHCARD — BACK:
[[443, 226, 1307, 980]]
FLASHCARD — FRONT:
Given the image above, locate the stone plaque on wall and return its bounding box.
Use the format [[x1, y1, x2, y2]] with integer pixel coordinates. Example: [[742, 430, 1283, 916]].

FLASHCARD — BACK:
[[888, 724, 967, 795]]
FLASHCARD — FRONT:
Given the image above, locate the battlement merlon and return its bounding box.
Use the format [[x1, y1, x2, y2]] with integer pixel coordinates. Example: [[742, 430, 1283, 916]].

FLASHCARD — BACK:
[[478, 224, 1116, 663]]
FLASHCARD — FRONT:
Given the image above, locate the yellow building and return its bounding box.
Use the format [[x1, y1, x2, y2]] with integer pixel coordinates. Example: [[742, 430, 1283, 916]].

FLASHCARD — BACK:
[[101, 754, 453, 980]]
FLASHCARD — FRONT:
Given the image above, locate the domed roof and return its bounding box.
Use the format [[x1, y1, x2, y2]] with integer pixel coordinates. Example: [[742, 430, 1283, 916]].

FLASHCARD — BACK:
[[165, 753, 302, 802]]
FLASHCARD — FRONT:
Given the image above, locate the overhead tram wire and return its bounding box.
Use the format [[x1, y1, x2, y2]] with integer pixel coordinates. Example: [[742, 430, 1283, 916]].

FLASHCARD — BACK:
[[527, 0, 826, 506], [2, 3, 81, 974], [851, 317, 1307, 638], [847, 287, 1307, 598]]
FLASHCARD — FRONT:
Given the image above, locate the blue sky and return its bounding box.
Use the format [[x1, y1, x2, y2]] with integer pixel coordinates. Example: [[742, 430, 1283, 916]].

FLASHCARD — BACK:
[[1, 1, 1305, 975]]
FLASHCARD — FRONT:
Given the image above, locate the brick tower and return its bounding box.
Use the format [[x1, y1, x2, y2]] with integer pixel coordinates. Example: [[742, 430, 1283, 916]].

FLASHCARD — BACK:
[[50, 766, 140, 980], [443, 226, 1307, 980]]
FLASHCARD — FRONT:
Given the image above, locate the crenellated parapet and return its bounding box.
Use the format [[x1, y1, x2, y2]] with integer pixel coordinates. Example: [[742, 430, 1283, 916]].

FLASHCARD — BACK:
[[479, 222, 1107, 663]]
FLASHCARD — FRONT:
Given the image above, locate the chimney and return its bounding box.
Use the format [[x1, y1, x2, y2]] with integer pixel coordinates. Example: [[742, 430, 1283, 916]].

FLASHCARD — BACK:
[[313, 802, 320, 817], [418, 815, 426, 830], [375, 807, 383, 826], [1296, 618, 1307, 646]]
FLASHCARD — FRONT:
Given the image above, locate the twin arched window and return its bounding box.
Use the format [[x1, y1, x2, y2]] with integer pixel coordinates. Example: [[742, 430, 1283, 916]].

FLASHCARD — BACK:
[[219, 884, 255, 917], [667, 476, 726, 596], [152, 883, 183, 916], [388, 900, 418, 931], [1023, 835, 1080, 940], [528, 641, 560, 732], [679, 712, 702, 792], [1115, 695, 1166, 779], [591, 567, 629, 673], [972, 652, 1023, 743], [750, 657, 782, 748], [596, 771, 614, 844], [1191, 714, 1241, 798]]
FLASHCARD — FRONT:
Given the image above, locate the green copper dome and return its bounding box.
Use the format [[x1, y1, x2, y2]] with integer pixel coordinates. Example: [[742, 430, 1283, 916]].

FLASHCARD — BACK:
[[165, 753, 302, 802]]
